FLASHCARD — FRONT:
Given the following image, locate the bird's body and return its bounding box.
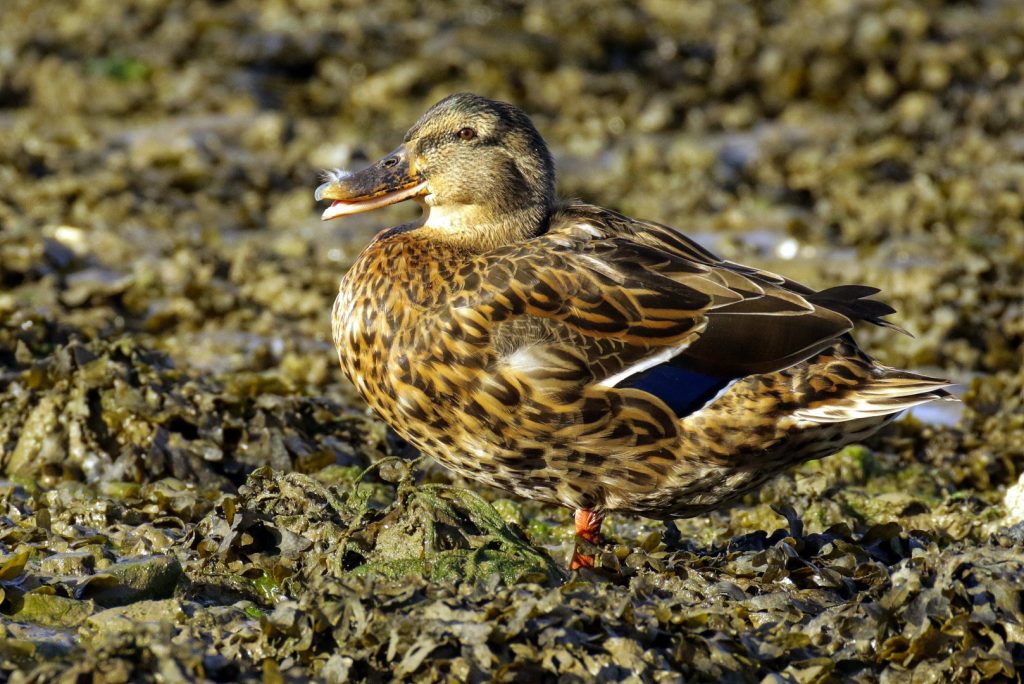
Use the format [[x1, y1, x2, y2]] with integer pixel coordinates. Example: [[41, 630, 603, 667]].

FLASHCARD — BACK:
[[317, 93, 953, 568], [333, 202, 948, 518]]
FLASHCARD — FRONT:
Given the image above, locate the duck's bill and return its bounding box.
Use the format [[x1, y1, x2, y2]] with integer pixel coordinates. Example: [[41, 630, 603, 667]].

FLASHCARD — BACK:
[[315, 145, 428, 221]]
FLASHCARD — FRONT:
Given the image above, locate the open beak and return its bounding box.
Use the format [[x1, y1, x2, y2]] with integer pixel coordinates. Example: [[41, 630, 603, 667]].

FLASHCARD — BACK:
[[315, 145, 428, 221]]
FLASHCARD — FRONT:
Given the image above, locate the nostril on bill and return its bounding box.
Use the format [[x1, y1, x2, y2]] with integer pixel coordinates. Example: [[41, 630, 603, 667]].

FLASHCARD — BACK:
[[382, 157, 398, 169]]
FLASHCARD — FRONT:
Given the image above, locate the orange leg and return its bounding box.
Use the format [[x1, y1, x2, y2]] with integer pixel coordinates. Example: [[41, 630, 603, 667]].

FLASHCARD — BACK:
[[569, 509, 604, 570]]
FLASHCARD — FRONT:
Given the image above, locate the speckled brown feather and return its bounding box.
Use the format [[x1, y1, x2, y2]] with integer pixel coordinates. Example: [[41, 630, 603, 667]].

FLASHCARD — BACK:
[[331, 200, 953, 519]]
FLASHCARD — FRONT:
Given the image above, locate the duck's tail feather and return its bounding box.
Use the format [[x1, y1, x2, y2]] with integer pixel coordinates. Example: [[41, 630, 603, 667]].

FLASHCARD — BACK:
[[791, 366, 956, 425], [808, 285, 911, 336]]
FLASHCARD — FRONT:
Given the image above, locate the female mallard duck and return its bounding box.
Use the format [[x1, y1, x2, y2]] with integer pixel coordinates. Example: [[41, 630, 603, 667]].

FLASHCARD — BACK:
[[316, 93, 953, 570]]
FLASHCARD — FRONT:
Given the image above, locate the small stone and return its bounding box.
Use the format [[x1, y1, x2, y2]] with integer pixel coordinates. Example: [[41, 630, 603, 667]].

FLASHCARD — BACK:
[[40, 551, 96, 576], [81, 598, 188, 639], [75, 555, 183, 607], [1003, 473, 1024, 525], [322, 654, 354, 684], [13, 593, 95, 628]]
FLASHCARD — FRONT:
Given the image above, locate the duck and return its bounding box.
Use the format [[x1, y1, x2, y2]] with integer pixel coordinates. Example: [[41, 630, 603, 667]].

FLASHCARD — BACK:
[[315, 93, 954, 570]]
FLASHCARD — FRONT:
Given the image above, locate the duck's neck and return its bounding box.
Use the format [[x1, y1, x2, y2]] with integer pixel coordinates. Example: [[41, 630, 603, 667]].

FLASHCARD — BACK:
[[418, 201, 550, 252]]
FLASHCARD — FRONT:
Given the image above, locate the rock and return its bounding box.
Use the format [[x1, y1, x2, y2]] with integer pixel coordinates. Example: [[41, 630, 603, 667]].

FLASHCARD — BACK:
[[1003, 473, 1024, 525], [81, 598, 189, 639], [11, 593, 95, 628], [322, 654, 354, 684], [74, 556, 183, 607], [40, 551, 96, 576], [0, 621, 77, 669]]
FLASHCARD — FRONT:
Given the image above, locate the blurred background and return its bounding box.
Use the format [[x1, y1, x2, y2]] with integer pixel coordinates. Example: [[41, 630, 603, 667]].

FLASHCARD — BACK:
[[2, 1, 1024, 680]]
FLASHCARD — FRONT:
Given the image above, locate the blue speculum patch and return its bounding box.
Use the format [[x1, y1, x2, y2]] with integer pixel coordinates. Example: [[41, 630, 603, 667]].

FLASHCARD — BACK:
[[619, 363, 737, 417]]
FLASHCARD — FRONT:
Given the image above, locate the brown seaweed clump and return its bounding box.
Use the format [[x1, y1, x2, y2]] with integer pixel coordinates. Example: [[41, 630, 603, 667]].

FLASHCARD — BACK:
[[0, 334, 376, 488], [3, 464, 1023, 681]]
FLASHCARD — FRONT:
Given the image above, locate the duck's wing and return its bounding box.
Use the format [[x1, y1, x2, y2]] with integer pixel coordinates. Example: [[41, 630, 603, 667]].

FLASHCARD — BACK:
[[453, 229, 722, 392], [616, 211, 907, 333], [466, 200, 888, 389], [450, 203, 899, 419]]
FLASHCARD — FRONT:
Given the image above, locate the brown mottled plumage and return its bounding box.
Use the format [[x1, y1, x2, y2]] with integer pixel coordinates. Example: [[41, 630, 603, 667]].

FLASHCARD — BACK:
[[316, 94, 954, 570]]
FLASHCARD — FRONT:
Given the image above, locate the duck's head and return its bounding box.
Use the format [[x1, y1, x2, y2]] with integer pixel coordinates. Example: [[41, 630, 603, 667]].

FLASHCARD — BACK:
[[316, 93, 556, 250]]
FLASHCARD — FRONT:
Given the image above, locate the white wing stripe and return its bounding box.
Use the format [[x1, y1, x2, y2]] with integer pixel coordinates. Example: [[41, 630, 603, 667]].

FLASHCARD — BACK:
[[598, 345, 686, 388]]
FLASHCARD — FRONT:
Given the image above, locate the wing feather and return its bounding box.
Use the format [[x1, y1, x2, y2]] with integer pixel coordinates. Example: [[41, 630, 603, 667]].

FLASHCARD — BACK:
[[453, 202, 900, 390]]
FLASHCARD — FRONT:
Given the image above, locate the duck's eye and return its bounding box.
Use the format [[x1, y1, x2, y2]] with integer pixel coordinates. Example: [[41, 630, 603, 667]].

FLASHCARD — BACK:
[[458, 127, 477, 141]]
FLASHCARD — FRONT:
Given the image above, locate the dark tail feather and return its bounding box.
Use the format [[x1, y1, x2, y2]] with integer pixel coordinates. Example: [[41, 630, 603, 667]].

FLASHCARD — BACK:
[[809, 285, 911, 336]]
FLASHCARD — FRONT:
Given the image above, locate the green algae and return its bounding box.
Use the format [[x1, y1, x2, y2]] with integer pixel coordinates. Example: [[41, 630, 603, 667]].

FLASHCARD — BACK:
[[253, 571, 284, 605], [349, 485, 561, 584]]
